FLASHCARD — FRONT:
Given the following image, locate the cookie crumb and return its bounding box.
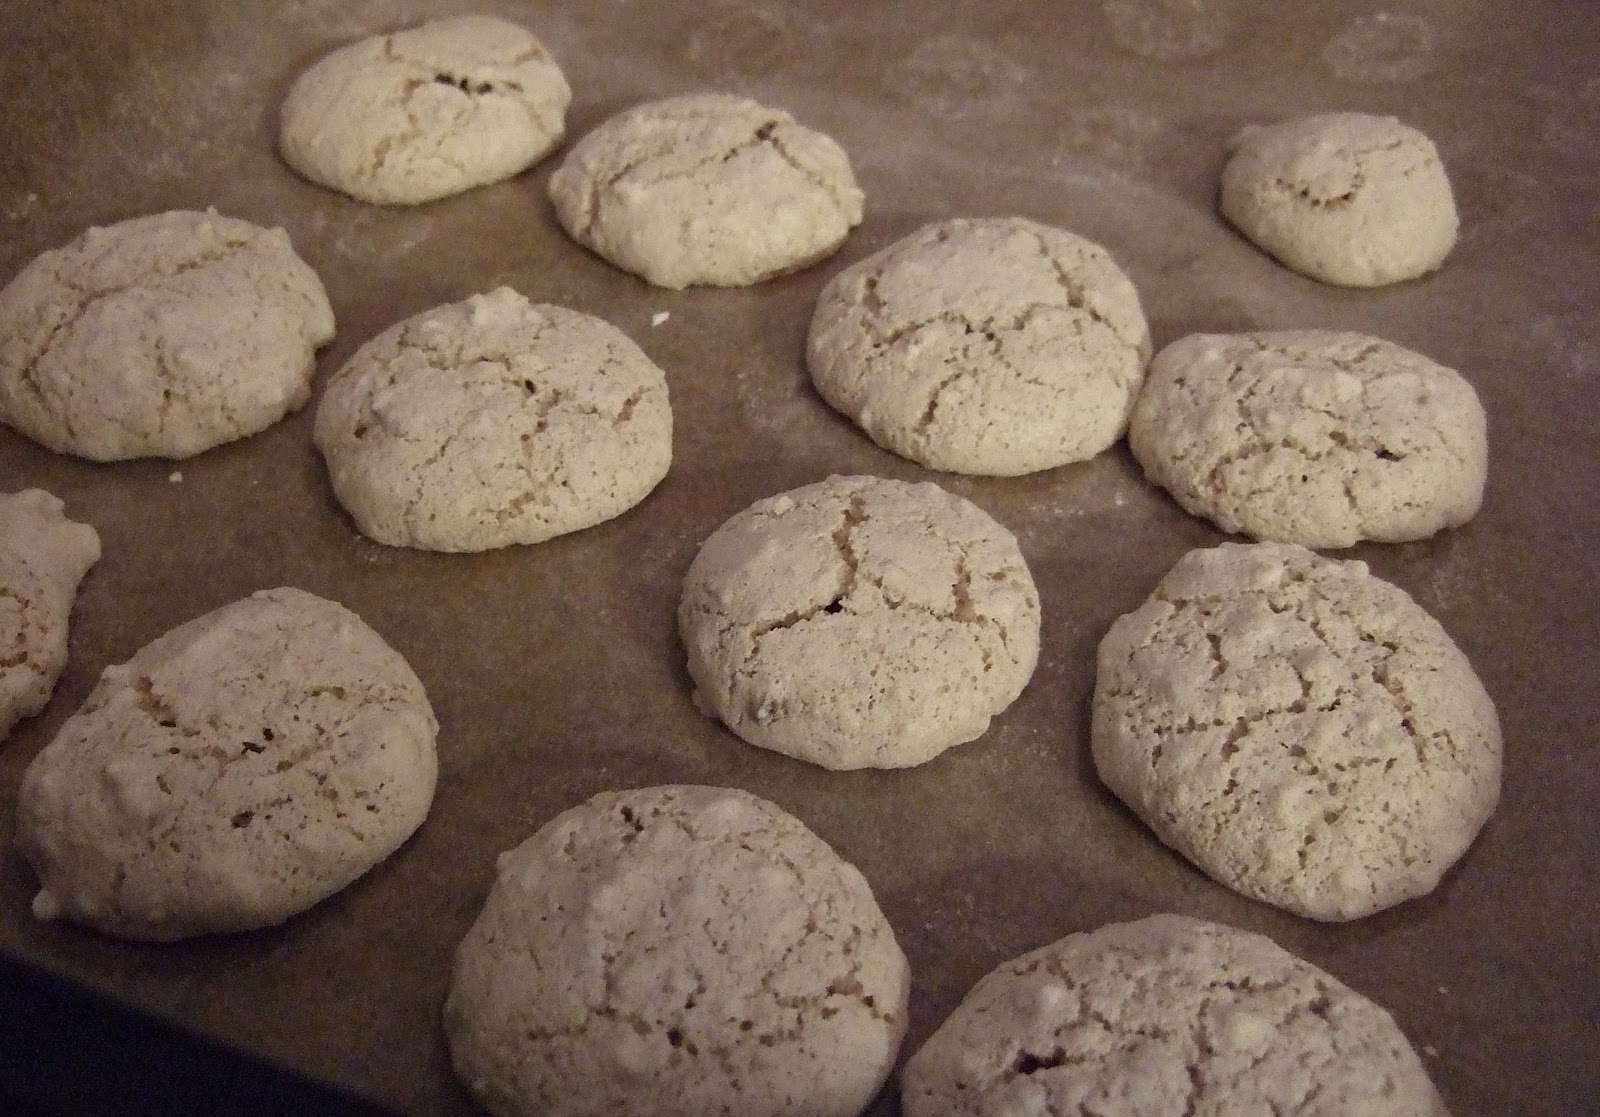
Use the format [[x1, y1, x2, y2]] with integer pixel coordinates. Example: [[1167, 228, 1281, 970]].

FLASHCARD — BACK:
[[651, 311, 670, 327], [169, 471, 183, 483]]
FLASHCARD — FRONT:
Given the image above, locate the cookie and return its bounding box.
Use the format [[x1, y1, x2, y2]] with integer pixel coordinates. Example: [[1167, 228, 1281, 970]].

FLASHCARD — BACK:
[[807, 217, 1152, 475], [16, 587, 438, 941], [902, 913, 1449, 1117], [444, 784, 909, 1117], [314, 288, 671, 552], [1129, 330, 1488, 548], [1219, 112, 1459, 287], [678, 475, 1040, 770], [279, 14, 571, 205], [548, 93, 864, 289], [1092, 542, 1501, 921], [0, 490, 100, 742], [0, 209, 335, 461]]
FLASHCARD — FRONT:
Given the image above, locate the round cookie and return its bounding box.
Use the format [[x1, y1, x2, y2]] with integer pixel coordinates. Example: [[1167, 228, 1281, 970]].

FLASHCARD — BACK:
[[807, 217, 1152, 475], [0, 489, 100, 742], [902, 913, 1450, 1117], [444, 784, 910, 1117], [678, 475, 1040, 770], [1129, 330, 1488, 548], [313, 287, 672, 552], [16, 587, 438, 941], [1092, 542, 1501, 921], [548, 93, 864, 289], [279, 14, 571, 205], [1219, 112, 1459, 287], [0, 209, 335, 461]]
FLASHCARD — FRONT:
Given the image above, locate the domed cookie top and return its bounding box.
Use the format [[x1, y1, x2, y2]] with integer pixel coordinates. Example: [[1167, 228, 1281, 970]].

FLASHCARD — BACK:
[[314, 287, 671, 552], [16, 587, 438, 940], [903, 913, 1450, 1117], [0, 489, 100, 742], [808, 217, 1152, 476], [445, 784, 909, 1117], [1129, 330, 1487, 548], [548, 93, 864, 289], [0, 209, 334, 461], [1092, 542, 1501, 921], [279, 14, 571, 205], [679, 474, 1040, 770], [1219, 112, 1458, 287]]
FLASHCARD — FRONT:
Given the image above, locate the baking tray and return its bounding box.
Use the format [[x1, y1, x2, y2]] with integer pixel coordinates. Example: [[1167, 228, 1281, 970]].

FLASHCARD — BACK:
[[1, 1, 1597, 1113]]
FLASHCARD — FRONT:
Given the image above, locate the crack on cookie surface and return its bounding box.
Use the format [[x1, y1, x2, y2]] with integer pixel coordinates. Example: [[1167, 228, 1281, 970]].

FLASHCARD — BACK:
[[1094, 545, 1497, 919], [908, 916, 1443, 1114], [446, 787, 905, 1113], [681, 477, 1038, 767], [1133, 331, 1483, 545]]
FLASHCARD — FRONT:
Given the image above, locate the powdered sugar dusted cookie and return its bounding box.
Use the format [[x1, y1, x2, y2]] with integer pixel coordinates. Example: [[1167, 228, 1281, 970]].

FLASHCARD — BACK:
[[1220, 112, 1458, 287], [0, 209, 335, 461], [902, 913, 1449, 1117], [445, 784, 909, 1117], [548, 93, 864, 289], [1092, 542, 1501, 921], [808, 217, 1152, 475], [314, 287, 671, 551], [279, 14, 571, 205], [1, 490, 100, 742], [678, 475, 1040, 770], [1129, 330, 1487, 548], [16, 587, 438, 941]]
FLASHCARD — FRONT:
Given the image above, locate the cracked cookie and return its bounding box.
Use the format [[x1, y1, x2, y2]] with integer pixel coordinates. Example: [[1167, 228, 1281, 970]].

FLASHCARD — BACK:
[[16, 587, 438, 941], [314, 287, 671, 551], [678, 475, 1040, 770], [1220, 112, 1458, 287], [1092, 542, 1501, 921], [807, 217, 1151, 475], [1, 489, 100, 742], [548, 93, 864, 289], [1129, 330, 1487, 548], [444, 784, 909, 1117], [279, 14, 571, 205], [902, 913, 1449, 1116], [0, 209, 334, 461]]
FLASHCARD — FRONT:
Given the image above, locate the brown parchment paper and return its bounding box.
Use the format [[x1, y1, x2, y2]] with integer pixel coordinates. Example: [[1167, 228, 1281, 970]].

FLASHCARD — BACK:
[[2, 1, 1597, 1113]]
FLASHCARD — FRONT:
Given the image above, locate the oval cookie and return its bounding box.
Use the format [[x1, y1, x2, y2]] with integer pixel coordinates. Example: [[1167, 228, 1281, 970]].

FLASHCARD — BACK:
[[0, 209, 335, 461], [445, 784, 909, 1117], [1219, 112, 1458, 287], [903, 914, 1449, 1116], [1, 489, 100, 742], [1129, 330, 1487, 548], [678, 475, 1040, 770], [314, 287, 672, 551], [808, 217, 1152, 476], [16, 587, 438, 940], [1092, 542, 1500, 921], [548, 93, 864, 289], [279, 15, 571, 205]]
